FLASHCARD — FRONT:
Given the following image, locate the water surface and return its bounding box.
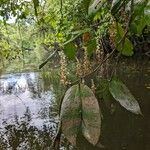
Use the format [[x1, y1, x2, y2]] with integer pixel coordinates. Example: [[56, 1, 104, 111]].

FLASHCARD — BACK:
[[0, 72, 57, 149]]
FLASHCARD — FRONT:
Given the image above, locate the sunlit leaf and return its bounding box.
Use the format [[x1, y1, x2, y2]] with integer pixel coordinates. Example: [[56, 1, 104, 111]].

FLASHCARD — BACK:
[[109, 78, 142, 115]]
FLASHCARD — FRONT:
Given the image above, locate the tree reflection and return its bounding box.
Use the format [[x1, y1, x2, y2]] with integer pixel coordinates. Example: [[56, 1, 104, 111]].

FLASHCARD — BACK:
[[0, 107, 56, 150]]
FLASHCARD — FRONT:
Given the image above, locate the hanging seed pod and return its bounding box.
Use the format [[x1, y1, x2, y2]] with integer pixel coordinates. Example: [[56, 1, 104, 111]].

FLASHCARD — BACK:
[[83, 48, 92, 75], [59, 51, 70, 85], [76, 57, 83, 77], [95, 27, 104, 63], [109, 19, 117, 49], [96, 38, 101, 62], [120, 7, 128, 25], [96, 38, 104, 63]]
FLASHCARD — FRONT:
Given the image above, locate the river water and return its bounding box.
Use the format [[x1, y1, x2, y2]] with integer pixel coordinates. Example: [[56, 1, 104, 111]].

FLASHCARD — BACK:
[[0, 58, 150, 150], [0, 72, 58, 150]]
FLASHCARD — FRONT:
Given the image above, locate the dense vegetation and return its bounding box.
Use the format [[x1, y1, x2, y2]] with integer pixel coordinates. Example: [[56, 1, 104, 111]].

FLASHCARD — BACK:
[[0, 0, 150, 149]]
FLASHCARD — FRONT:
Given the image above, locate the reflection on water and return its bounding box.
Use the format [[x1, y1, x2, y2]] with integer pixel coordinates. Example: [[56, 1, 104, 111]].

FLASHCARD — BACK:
[[0, 72, 58, 149]]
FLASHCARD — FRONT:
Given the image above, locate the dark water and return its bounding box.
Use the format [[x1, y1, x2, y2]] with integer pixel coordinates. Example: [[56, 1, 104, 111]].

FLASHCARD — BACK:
[[0, 59, 150, 150]]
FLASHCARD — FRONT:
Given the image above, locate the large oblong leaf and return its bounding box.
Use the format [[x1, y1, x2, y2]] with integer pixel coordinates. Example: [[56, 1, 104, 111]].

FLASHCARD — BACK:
[[60, 85, 81, 146], [109, 78, 142, 115], [81, 84, 101, 145], [60, 84, 101, 146]]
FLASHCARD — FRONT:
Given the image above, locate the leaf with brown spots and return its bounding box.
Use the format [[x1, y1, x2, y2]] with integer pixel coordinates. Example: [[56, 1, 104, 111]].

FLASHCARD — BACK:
[[60, 85, 81, 146], [81, 84, 101, 145], [60, 84, 101, 146]]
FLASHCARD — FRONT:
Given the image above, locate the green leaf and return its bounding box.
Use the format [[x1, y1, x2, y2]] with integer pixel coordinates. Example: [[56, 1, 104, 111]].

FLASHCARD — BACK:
[[32, 0, 39, 16], [60, 85, 81, 146], [64, 42, 76, 59], [109, 78, 142, 115], [82, 0, 91, 12], [86, 39, 97, 56], [39, 50, 57, 69], [98, 79, 115, 112], [144, 1, 150, 25], [136, 16, 147, 34], [130, 16, 147, 35], [63, 28, 91, 45], [111, 0, 130, 15], [116, 23, 124, 36], [133, 0, 148, 17], [88, 0, 106, 15], [115, 23, 134, 56], [130, 0, 150, 35], [81, 84, 101, 145], [118, 38, 134, 56]]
